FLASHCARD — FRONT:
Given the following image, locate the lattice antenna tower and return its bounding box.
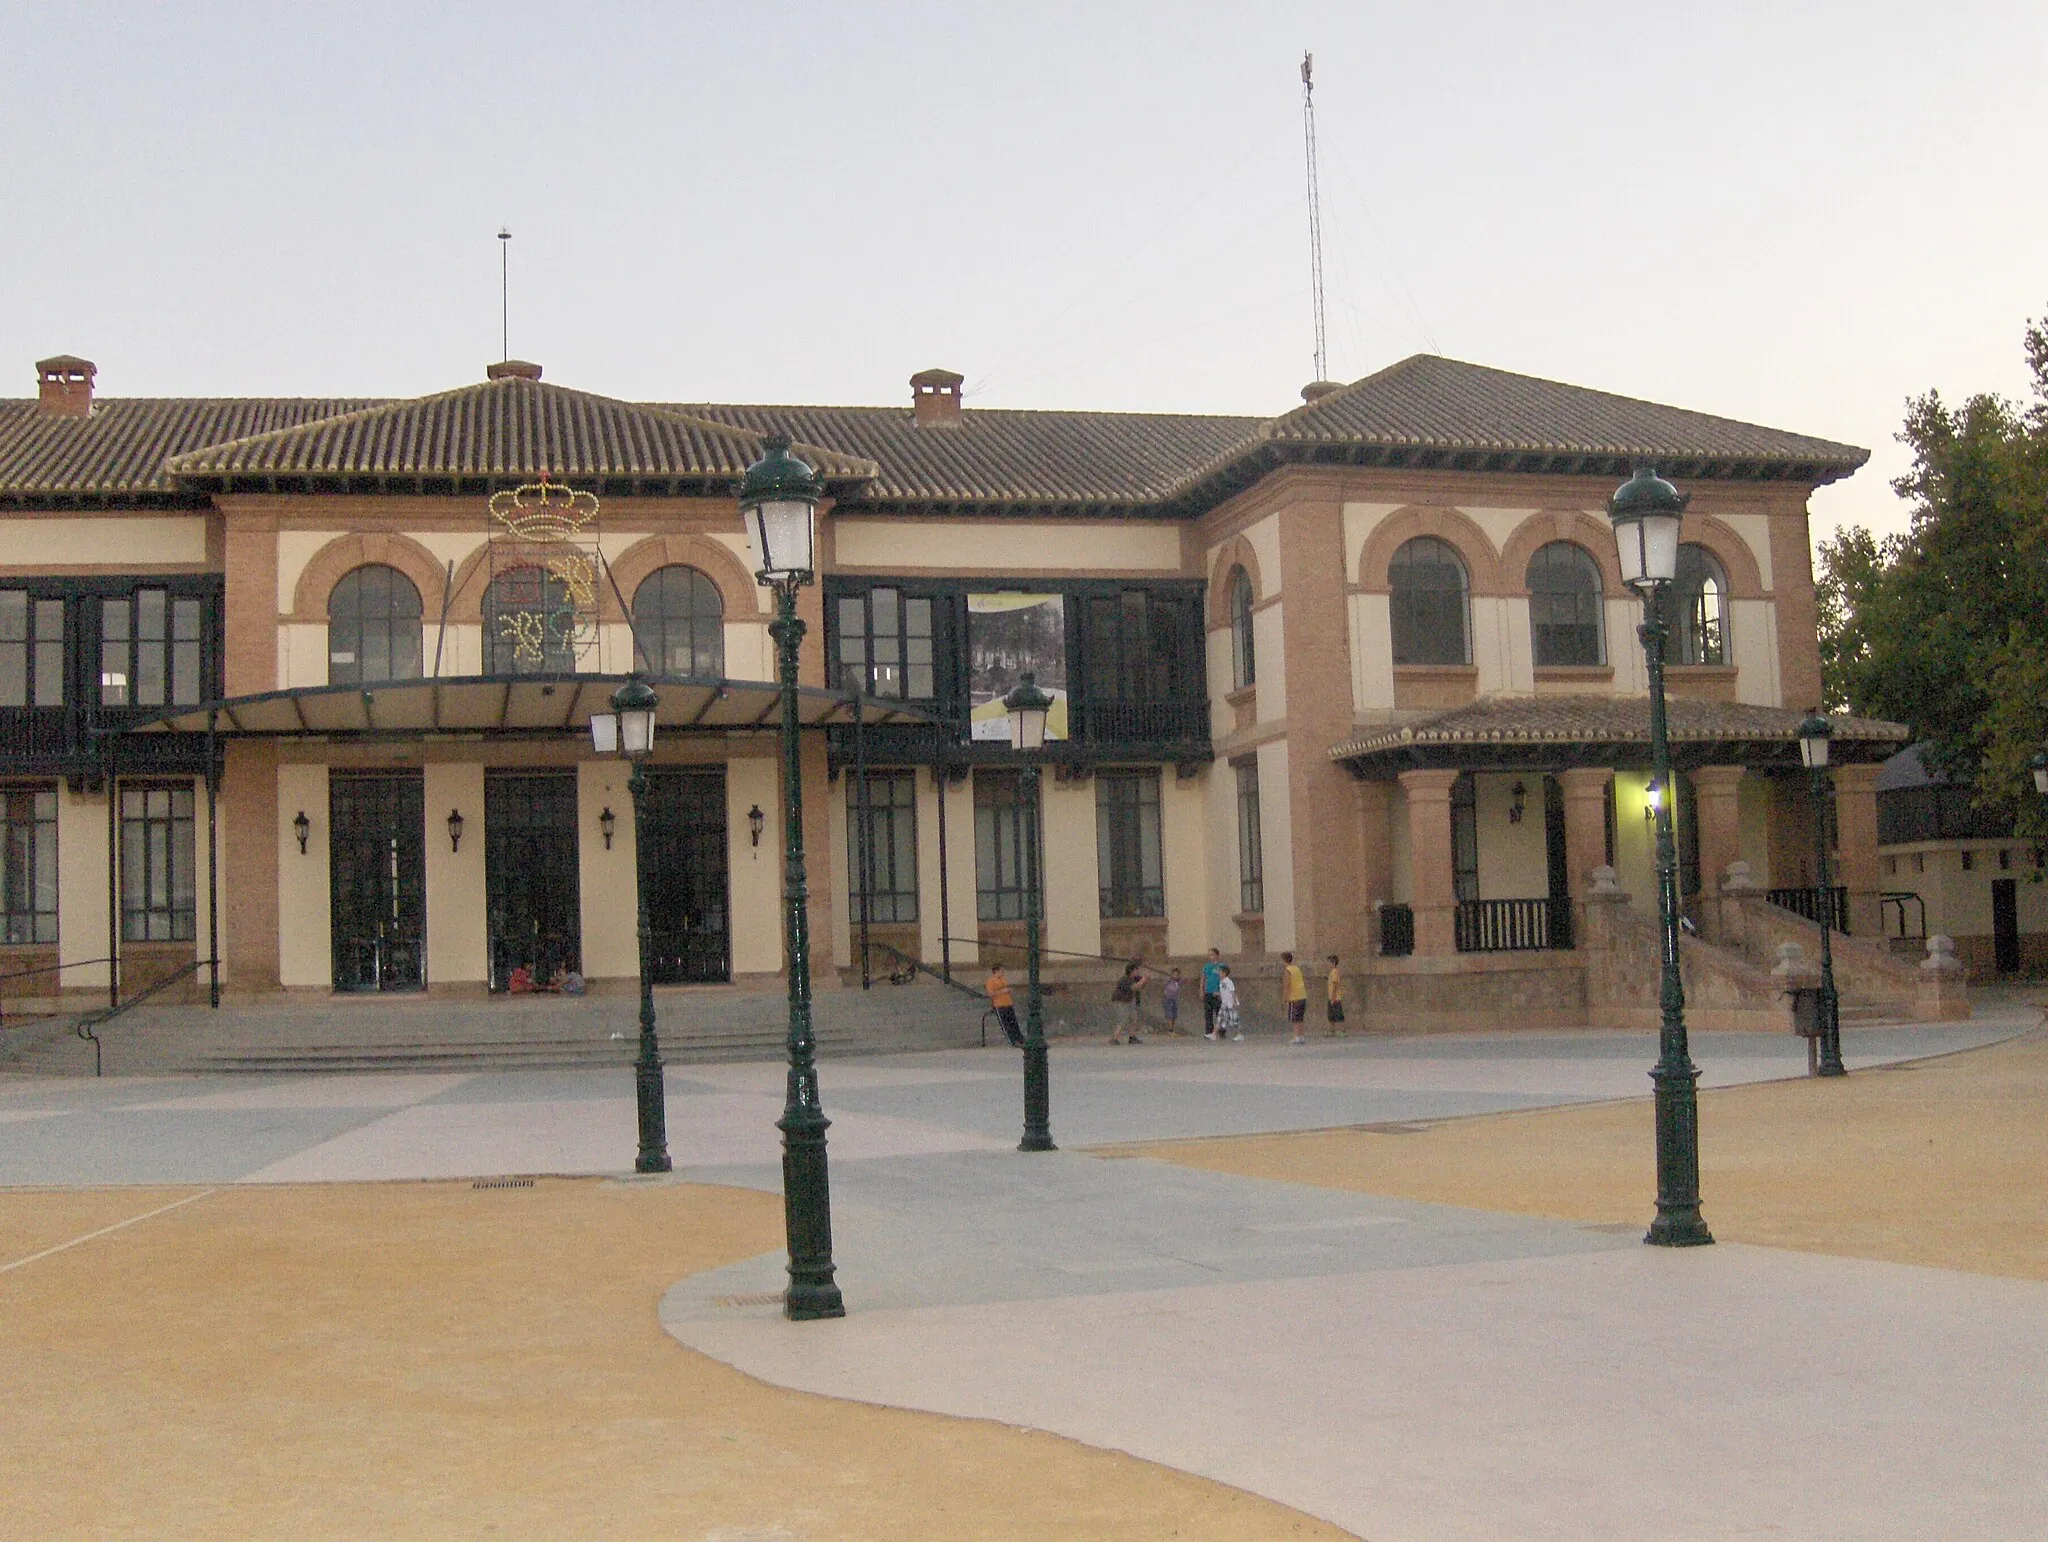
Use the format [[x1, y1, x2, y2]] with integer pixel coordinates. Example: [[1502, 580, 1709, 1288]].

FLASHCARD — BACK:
[[497, 228, 511, 362], [1301, 52, 1328, 384]]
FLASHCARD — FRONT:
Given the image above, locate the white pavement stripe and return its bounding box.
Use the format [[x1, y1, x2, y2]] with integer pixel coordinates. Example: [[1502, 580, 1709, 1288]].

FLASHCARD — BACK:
[[0, 1189, 216, 1276]]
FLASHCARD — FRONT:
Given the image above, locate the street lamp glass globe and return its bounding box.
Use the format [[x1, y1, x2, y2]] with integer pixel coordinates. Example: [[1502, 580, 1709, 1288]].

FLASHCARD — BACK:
[[589, 711, 619, 755], [1607, 464, 1689, 589], [1003, 672, 1053, 752], [609, 676, 660, 757], [738, 434, 823, 583], [1797, 713, 1832, 770]]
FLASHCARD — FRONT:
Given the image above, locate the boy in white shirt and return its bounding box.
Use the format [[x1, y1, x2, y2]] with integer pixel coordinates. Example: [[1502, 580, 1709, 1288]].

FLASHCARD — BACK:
[[1213, 964, 1243, 1041]]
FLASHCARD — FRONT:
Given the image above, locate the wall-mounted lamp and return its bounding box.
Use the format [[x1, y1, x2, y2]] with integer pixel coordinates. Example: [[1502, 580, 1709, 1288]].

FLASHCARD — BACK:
[[600, 806, 616, 850], [293, 810, 311, 855], [1644, 778, 1663, 823], [447, 808, 465, 853], [748, 804, 766, 848], [1508, 781, 1528, 825]]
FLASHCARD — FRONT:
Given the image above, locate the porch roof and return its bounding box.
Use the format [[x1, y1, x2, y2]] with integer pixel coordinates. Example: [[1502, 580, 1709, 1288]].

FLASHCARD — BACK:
[[115, 674, 938, 740], [1329, 695, 1909, 775]]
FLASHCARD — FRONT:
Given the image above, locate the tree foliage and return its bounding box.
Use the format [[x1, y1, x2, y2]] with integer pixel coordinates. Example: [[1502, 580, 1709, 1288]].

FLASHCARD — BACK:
[[1817, 312, 2048, 831]]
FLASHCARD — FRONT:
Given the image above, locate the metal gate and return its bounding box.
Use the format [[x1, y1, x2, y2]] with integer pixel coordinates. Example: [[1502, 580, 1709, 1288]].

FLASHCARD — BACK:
[[330, 770, 425, 991], [485, 770, 581, 991], [641, 768, 729, 984]]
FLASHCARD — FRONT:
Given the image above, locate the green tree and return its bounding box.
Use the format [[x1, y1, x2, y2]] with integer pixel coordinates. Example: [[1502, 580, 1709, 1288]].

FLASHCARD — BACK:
[[1817, 312, 2048, 832]]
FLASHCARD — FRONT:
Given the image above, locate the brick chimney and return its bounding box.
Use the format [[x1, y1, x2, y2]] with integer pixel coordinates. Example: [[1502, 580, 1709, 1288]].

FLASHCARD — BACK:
[[36, 356, 96, 417], [910, 368, 964, 427], [487, 359, 543, 381]]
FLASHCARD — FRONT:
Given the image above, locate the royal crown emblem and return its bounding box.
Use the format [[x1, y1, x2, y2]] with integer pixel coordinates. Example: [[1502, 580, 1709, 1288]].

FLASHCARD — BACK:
[[488, 479, 601, 543]]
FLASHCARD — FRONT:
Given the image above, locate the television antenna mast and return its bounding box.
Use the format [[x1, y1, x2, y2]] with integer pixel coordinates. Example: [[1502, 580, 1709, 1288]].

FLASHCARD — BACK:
[[1300, 52, 1328, 384], [498, 228, 512, 362]]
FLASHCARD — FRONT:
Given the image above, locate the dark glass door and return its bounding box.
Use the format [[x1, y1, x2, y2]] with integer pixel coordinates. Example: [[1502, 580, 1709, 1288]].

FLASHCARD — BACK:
[[485, 770, 581, 990], [641, 768, 729, 983], [330, 770, 425, 992], [1992, 878, 2019, 972]]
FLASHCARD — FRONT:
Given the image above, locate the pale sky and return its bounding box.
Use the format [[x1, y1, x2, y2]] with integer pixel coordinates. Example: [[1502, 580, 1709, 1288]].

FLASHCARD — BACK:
[[5, 2, 2043, 546]]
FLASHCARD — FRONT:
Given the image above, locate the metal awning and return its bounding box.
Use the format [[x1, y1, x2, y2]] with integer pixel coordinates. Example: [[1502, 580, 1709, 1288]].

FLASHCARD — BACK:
[[118, 674, 940, 739]]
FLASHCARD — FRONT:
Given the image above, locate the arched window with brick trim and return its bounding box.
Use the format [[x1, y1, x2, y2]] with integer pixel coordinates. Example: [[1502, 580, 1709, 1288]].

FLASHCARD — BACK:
[[328, 564, 423, 685], [632, 565, 725, 678], [1526, 541, 1605, 667], [1658, 544, 1728, 665], [1228, 565, 1256, 688], [1389, 536, 1470, 666]]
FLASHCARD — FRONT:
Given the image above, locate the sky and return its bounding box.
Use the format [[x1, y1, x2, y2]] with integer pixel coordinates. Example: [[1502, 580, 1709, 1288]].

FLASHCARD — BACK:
[[4, 1, 2043, 546]]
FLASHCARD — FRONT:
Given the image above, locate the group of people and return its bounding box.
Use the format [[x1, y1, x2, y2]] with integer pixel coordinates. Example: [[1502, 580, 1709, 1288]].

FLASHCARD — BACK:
[[983, 948, 1347, 1048]]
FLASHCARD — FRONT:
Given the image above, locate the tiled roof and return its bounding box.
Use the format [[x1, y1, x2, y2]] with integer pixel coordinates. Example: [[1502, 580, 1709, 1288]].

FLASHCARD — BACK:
[[1329, 696, 1908, 768], [161, 377, 875, 488], [1261, 355, 1869, 481], [671, 402, 1263, 507], [0, 397, 379, 503]]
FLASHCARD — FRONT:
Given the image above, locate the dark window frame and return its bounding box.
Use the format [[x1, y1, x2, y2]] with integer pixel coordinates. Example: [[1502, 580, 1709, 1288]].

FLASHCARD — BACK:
[[99, 588, 208, 708], [632, 565, 725, 679], [0, 591, 66, 708], [0, 785, 58, 945], [328, 564, 424, 686], [974, 769, 1039, 922], [1234, 759, 1264, 916], [1096, 768, 1165, 919], [1390, 536, 1472, 666], [848, 768, 919, 925], [119, 781, 196, 943], [1526, 541, 1605, 667], [1451, 771, 1479, 903], [1660, 544, 1728, 666], [1227, 566, 1256, 689]]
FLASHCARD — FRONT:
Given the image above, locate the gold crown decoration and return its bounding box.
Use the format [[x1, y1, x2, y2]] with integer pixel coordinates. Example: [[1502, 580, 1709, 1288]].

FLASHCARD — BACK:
[[488, 479, 602, 543]]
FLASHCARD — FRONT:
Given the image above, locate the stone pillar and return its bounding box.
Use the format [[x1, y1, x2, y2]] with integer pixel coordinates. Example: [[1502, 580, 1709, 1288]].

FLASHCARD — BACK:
[[221, 740, 281, 993], [1398, 769, 1460, 956], [1832, 761, 1883, 941], [1355, 779, 1396, 961], [221, 507, 279, 696], [1690, 766, 1746, 942], [1557, 768, 1612, 939]]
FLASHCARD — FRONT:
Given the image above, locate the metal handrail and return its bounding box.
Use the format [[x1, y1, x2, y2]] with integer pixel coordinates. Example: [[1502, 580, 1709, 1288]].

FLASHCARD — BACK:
[[71, 956, 214, 1078], [0, 955, 119, 1033], [859, 939, 989, 1002]]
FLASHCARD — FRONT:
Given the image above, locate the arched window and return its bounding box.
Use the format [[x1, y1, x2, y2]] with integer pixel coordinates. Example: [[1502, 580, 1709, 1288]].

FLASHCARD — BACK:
[[1525, 541, 1604, 667], [1389, 536, 1470, 665], [1227, 565, 1256, 688], [328, 564, 423, 685], [1664, 544, 1727, 665], [632, 565, 724, 678], [484, 566, 577, 675]]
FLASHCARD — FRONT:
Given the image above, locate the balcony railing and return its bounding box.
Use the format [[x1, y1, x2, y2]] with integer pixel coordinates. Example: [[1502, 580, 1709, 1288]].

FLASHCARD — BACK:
[[1455, 897, 1573, 953], [1378, 903, 1415, 958], [1072, 698, 1209, 746], [0, 705, 214, 775], [1767, 885, 1849, 934]]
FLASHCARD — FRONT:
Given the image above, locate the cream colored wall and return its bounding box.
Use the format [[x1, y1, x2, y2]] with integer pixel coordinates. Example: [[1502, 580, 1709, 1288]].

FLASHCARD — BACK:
[[1252, 601, 1287, 721], [1205, 759, 1242, 941], [1729, 600, 1782, 706], [1255, 739, 1295, 952], [1238, 515, 1283, 596], [1340, 502, 1404, 579], [834, 519, 1182, 572], [1205, 629, 1234, 739], [1718, 514, 1775, 592], [55, 783, 110, 988], [1610, 771, 1659, 915], [1890, 845, 2048, 941], [722, 621, 773, 681], [939, 775, 979, 967], [1606, 599, 1649, 693], [726, 757, 783, 975], [1349, 592, 1395, 711], [1388, 780, 1412, 904], [424, 763, 487, 984], [1162, 770, 1208, 956], [1474, 773, 1549, 899], [1453, 506, 1537, 553], [1041, 775, 1102, 960], [1738, 774, 1773, 887], [0, 517, 208, 568], [277, 763, 330, 988], [433, 622, 483, 677], [577, 762, 638, 979]]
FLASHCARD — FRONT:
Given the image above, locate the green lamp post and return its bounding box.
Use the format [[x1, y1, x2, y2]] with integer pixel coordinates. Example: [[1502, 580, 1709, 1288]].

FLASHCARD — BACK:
[[590, 674, 670, 1172], [1002, 672, 1056, 1153], [1608, 462, 1714, 1248], [1796, 713, 1847, 1077], [740, 433, 844, 1321]]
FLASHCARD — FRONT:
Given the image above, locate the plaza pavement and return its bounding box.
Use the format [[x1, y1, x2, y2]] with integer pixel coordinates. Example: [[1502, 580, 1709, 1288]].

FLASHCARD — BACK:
[[3, 1004, 2042, 1539]]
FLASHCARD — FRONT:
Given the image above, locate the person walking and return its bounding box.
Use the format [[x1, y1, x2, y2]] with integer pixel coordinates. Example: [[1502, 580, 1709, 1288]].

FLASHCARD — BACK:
[[985, 962, 1025, 1047], [1281, 951, 1309, 1045], [1162, 967, 1184, 1035], [1215, 964, 1243, 1041], [1200, 948, 1224, 1038], [1324, 954, 1347, 1036], [1108, 959, 1148, 1045]]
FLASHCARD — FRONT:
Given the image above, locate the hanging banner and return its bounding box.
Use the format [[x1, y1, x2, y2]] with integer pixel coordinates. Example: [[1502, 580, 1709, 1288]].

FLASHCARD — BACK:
[[966, 592, 1068, 742]]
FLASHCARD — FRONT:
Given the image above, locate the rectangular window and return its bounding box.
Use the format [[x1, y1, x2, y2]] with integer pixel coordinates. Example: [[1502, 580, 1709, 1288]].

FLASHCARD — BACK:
[[1235, 761, 1264, 915], [0, 592, 66, 708], [848, 770, 919, 925], [120, 784, 196, 942], [101, 590, 205, 708], [0, 787, 58, 945], [1096, 769, 1164, 918], [974, 770, 1038, 922], [835, 587, 935, 701], [1451, 772, 1479, 903], [1079, 587, 1204, 741]]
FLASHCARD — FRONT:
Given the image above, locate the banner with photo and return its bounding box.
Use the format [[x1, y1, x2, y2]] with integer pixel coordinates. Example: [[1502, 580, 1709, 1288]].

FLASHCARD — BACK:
[[967, 592, 1068, 742]]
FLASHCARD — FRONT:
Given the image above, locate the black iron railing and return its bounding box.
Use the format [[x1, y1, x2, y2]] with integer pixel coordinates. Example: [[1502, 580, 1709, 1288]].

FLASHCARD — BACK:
[[1455, 897, 1573, 953], [1073, 698, 1209, 746], [1768, 885, 1850, 934], [1378, 903, 1415, 958], [1880, 891, 1926, 943]]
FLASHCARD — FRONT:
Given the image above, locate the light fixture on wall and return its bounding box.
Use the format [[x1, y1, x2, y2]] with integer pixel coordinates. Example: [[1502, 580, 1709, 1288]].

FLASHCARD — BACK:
[[600, 806, 616, 850], [748, 804, 766, 848], [1508, 781, 1528, 824], [1643, 778, 1662, 823], [446, 808, 465, 853], [293, 810, 310, 855]]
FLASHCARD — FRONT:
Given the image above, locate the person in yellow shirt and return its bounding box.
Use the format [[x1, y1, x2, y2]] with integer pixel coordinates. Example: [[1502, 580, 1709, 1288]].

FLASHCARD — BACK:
[[985, 963, 1025, 1047], [1325, 953, 1347, 1035], [1281, 951, 1308, 1045]]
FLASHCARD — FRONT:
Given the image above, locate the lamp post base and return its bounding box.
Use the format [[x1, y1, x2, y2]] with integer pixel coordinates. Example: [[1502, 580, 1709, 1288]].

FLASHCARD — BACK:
[[779, 1103, 845, 1320], [1645, 1064, 1713, 1247], [634, 1055, 672, 1174], [1019, 1031, 1056, 1152]]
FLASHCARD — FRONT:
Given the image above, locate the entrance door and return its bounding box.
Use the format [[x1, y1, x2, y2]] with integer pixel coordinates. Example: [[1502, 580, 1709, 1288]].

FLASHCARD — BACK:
[[1992, 877, 2020, 973], [485, 770, 581, 991], [641, 768, 730, 983], [330, 770, 426, 991]]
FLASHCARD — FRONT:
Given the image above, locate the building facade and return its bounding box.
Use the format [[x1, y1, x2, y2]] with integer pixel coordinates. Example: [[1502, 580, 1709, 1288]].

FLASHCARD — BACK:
[[0, 351, 1919, 1026]]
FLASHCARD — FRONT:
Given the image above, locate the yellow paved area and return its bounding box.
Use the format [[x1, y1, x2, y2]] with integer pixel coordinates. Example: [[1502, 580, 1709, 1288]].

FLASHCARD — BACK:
[[0, 1178, 1343, 1540], [1121, 1027, 2048, 1281]]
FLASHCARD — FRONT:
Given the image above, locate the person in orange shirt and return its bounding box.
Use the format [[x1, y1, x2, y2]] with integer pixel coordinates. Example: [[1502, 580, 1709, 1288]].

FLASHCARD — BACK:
[[986, 963, 1025, 1047]]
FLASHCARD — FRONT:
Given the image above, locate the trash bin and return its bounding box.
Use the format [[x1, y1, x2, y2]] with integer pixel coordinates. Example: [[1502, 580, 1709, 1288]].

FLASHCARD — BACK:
[[1786, 986, 1822, 1038]]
